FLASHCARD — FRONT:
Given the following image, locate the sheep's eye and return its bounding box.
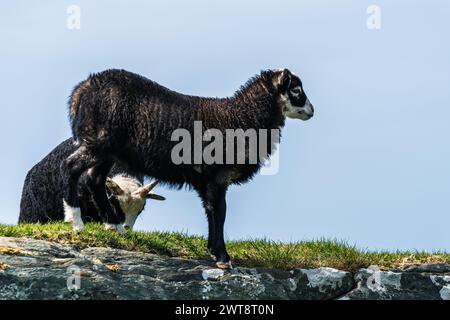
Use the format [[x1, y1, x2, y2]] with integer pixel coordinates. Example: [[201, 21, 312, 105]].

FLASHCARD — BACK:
[[291, 88, 302, 95]]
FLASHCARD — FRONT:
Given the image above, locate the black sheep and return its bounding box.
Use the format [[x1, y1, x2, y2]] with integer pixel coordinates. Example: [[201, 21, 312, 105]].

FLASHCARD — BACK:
[[63, 68, 314, 268], [19, 138, 165, 233]]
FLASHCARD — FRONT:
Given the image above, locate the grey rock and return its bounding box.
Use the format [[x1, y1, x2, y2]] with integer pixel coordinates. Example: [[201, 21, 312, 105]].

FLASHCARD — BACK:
[[341, 266, 450, 300], [4, 236, 450, 300], [0, 237, 353, 300], [403, 263, 450, 273], [293, 267, 354, 300]]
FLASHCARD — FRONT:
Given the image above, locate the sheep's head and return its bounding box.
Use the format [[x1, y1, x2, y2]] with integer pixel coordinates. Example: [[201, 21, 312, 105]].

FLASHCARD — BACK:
[[272, 68, 314, 121], [105, 176, 165, 230]]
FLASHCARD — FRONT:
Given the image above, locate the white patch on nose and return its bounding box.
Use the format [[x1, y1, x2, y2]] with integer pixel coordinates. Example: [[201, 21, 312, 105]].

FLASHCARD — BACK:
[[63, 200, 84, 231], [110, 174, 147, 230], [302, 98, 314, 116]]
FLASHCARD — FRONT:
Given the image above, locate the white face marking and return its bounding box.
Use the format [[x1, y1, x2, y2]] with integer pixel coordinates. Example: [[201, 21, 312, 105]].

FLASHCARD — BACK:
[[63, 200, 85, 231], [110, 174, 147, 230], [110, 175, 143, 194], [302, 98, 314, 116], [280, 94, 314, 121], [290, 86, 303, 98]]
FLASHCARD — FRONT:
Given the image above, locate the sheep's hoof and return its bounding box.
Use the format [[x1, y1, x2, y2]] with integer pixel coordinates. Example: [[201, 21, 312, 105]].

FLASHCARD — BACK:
[[216, 261, 233, 270], [104, 223, 126, 235], [72, 224, 85, 232], [71, 220, 85, 232]]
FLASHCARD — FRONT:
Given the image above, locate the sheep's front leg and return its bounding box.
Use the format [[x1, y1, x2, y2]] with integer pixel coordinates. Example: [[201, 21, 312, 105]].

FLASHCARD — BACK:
[[201, 183, 231, 269]]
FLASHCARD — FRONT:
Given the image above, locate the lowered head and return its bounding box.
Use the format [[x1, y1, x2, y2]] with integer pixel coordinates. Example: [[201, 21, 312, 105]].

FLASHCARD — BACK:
[[105, 176, 166, 230]]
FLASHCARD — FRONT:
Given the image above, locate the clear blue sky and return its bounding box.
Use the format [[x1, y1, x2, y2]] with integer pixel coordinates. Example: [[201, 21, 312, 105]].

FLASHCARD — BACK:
[[1, 0, 449, 251]]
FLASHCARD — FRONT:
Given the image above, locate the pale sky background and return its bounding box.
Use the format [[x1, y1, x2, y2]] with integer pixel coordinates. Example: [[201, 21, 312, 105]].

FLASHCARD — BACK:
[[1, 0, 449, 251]]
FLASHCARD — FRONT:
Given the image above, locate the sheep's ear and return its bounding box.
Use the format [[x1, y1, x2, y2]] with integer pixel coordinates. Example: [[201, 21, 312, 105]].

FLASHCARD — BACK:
[[274, 68, 291, 92], [146, 192, 166, 201], [106, 178, 125, 195]]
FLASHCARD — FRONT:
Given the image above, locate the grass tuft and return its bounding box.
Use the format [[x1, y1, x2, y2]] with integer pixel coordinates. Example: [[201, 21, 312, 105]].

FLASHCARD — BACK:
[[1, 222, 449, 272]]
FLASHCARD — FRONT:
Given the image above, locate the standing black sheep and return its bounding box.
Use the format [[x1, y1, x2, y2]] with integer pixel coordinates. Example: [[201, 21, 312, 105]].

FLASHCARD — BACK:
[[19, 138, 165, 233], [63, 68, 314, 268]]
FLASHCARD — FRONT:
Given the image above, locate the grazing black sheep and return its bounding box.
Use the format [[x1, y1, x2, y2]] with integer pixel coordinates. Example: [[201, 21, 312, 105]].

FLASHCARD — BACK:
[[63, 68, 314, 268], [19, 138, 165, 233]]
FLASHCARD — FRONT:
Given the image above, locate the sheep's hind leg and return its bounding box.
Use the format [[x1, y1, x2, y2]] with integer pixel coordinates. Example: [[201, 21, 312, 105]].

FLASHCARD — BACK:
[[85, 161, 126, 234], [206, 212, 215, 254], [194, 184, 216, 256], [62, 145, 99, 231]]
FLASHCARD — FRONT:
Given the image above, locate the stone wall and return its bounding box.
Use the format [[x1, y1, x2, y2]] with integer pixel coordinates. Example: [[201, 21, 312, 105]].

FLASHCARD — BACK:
[[1, 237, 449, 300]]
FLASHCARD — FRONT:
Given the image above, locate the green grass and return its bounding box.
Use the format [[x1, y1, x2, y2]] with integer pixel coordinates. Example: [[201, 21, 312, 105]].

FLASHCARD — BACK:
[[1, 222, 449, 272]]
